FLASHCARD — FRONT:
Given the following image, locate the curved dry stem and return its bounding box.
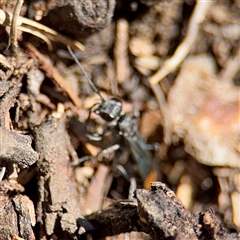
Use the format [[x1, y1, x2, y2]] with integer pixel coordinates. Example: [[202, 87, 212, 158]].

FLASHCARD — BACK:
[[0, 9, 85, 52], [150, 83, 172, 146], [149, 0, 213, 85]]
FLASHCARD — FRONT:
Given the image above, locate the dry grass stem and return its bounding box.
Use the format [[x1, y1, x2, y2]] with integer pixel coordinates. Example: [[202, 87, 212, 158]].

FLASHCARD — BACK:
[[151, 83, 172, 146], [114, 19, 130, 84], [219, 43, 240, 83], [8, 0, 24, 53], [26, 43, 82, 108], [0, 9, 85, 51], [149, 0, 213, 85]]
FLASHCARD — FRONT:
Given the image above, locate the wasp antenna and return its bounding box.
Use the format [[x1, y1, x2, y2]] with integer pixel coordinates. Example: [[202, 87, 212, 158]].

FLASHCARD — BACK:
[[67, 46, 105, 101]]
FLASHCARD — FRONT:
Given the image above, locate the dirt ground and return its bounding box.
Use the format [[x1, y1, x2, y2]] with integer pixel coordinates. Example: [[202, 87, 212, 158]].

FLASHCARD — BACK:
[[0, 0, 239, 239]]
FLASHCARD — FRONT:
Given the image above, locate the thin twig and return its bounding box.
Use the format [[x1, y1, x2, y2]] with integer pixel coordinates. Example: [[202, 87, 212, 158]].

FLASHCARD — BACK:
[[0, 54, 14, 70], [26, 43, 82, 108], [114, 19, 130, 85], [219, 43, 240, 83], [19, 26, 53, 50], [8, 0, 24, 53], [149, 0, 213, 85], [151, 83, 172, 146], [0, 9, 85, 52]]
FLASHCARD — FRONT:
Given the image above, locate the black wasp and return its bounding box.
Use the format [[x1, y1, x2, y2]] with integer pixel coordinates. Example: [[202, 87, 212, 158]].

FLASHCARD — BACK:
[[67, 46, 152, 180]]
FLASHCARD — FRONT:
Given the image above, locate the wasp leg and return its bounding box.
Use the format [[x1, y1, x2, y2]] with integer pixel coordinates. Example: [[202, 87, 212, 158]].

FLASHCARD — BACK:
[[97, 144, 120, 162], [72, 144, 119, 167], [71, 155, 94, 167], [116, 164, 130, 180], [145, 143, 160, 152], [86, 132, 104, 141]]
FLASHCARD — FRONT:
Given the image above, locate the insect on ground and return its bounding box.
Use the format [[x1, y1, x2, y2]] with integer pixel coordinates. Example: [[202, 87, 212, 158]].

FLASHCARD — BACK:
[[67, 46, 153, 181]]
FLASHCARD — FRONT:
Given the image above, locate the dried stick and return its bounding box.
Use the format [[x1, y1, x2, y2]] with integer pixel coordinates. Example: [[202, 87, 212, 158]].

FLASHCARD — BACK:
[[151, 83, 172, 146], [87, 182, 238, 240], [8, 0, 24, 53], [149, 0, 213, 85], [114, 19, 130, 85], [26, 43, 81, 108], [0, 9, 85, 51], [219, 43, 240, 83], [19, 26, 53, 50]]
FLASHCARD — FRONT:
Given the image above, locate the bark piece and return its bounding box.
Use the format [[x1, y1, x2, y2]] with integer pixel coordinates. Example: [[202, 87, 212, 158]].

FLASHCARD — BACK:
[[0, 191, 35, 240], [87, 200, 140, 238], [0, 81, 13, 98], [34, 116, 93, 239], [0, 128, 39, 168], [12, 195, 36, 240], [29, 0, 116, 38], [0, 81, 39, 169], [136, 182, 198, 239], [0, 81, 20, 125], [87, 182, 239, 240], [0, 193, 18, 239]]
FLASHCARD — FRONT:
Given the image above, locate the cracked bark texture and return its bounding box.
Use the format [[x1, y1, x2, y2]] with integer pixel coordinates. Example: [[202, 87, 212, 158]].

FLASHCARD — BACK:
[[34, 116, 93, 239]]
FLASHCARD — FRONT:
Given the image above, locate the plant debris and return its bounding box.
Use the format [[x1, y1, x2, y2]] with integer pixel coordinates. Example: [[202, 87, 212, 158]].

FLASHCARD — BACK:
[[0, 0, 239, 239]]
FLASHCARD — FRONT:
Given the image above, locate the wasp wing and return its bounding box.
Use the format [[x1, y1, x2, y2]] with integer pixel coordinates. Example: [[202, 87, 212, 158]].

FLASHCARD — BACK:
[[124, 132, 152, 180]]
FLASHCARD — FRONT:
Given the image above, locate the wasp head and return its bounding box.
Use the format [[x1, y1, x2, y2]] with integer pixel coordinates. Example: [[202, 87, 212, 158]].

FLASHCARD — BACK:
[[92, 97, 123, 122]]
